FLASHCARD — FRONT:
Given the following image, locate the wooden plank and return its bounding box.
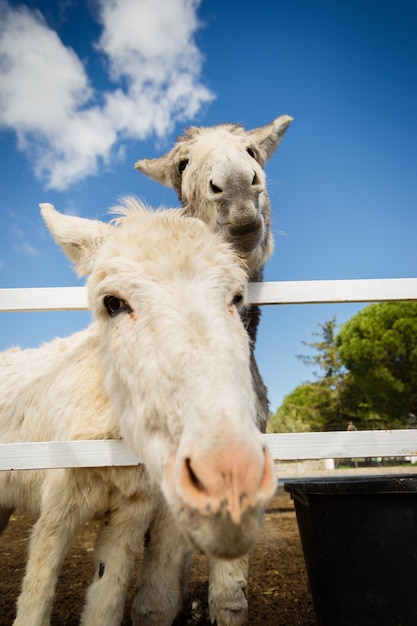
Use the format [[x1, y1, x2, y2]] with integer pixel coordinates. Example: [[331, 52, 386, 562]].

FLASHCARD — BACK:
[[265, 430, 417, 461], [0, 287, 88, 312], [248, 278, 417, 305], [1, 431, 416, 470], [0, 440, 141, 470], [1, 278, 417, 312]]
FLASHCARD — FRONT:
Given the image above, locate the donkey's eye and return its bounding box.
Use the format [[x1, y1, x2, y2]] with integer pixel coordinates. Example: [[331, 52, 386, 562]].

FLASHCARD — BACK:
[[246, 148, 256, 159], [178, 159, 189, 174], [103, 295, 132, 318], [232, 292, 244, 308]]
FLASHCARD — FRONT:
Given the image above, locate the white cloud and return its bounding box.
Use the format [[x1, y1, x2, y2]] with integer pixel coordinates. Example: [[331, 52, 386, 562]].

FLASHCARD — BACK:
[[0, 0, 214, 190]]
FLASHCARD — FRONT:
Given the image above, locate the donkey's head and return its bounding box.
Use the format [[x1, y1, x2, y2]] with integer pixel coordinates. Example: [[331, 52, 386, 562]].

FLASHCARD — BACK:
[[40, 199, 276, 559], [135, 115, 292, 276]]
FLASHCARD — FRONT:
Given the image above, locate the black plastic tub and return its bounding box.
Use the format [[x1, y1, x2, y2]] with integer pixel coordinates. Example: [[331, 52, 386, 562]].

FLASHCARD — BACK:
[[284, 474, 417, 626]]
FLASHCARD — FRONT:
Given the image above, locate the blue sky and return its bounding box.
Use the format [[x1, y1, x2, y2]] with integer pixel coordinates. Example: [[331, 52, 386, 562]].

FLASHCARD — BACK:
[[0, 0, 416, 413]]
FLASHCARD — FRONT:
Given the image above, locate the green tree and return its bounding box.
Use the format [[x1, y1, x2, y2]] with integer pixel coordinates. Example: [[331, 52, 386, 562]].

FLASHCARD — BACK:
[[295, 316, 349, 429], [337, 302, 417, 427], [268, 384, 314, 433], [298, 316, 344, 388], [269, 379, 347, 433], [270, 318, 349, 432]]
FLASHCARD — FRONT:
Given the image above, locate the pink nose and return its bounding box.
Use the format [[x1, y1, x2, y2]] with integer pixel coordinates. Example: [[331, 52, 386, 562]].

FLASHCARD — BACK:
[[175, 436, 276, 524]]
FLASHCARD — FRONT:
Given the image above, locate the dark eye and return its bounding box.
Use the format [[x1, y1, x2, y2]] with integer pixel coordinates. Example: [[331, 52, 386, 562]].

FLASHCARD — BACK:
[[178, 159, 189, 174], [246, 147, 256, 159], [232, 293, 244, 307], [103, 295, 132, 318]]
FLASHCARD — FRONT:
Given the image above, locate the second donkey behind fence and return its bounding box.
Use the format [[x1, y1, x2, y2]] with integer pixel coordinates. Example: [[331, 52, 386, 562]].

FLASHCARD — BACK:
[[134, 115, 292, 625]]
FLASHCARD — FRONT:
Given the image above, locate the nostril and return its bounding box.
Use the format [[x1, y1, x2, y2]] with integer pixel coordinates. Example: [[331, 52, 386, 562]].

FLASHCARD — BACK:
[[252, 172, 261, 186], [185, 458, 207, 494], [209, 180, 223, 194]]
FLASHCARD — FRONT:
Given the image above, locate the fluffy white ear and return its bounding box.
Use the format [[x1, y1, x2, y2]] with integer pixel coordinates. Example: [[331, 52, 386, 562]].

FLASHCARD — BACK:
[[134, 153, 174, 188], [40, 203, 113, 276], [247, 114, 293, 161]]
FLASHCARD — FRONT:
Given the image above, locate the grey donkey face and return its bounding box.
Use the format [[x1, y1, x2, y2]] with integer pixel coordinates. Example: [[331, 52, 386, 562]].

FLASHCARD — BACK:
[[135, 115, 292, 272]]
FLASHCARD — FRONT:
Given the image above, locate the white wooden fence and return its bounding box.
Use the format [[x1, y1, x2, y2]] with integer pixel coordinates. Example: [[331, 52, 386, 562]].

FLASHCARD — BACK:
[[1, 278, 417, 472]]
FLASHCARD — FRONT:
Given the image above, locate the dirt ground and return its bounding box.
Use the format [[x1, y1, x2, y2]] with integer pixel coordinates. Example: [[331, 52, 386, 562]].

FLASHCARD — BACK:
[[0, 492, 316, 625]]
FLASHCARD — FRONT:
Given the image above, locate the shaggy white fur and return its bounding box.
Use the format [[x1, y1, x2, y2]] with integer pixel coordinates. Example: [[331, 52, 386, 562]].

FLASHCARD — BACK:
[[0, 200, 276, 626]]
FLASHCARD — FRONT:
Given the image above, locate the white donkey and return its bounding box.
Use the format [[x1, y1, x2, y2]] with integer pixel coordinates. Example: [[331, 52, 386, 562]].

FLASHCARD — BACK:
[[134, 116, 292, 625], [0, 199, 276, 626]]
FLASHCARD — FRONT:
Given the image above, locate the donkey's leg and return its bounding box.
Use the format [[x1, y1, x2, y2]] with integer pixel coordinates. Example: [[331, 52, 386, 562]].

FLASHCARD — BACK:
[[13, 475, 87, 626], [131, 499, 192, 626], [208, 555, 249, 626], [81, 496, 155, 626]]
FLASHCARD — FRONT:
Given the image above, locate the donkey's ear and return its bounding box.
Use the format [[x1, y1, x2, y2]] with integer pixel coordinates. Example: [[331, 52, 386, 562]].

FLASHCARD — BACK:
[[40, 203, 113, 277], [134, 154, 174, 188], [248, 115, 293, 162]]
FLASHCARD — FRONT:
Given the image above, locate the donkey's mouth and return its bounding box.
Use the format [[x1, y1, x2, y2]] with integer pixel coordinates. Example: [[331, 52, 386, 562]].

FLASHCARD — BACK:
[[226, 215, 263, 237]]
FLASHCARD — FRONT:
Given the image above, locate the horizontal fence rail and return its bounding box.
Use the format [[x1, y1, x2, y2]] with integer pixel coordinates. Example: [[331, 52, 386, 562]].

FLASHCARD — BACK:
[[1, 278, 416, 471], [1, 278, 417, 312], [0, 286, 88, 312], [1, 430, 417, 471]]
